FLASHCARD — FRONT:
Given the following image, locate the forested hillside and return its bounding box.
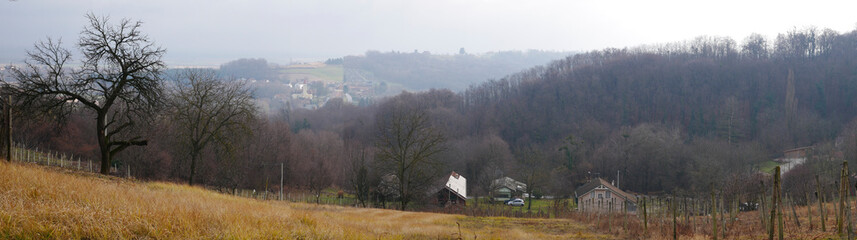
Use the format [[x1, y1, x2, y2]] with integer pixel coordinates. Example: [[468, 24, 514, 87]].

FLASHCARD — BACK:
[[454, 28, 857, 194], [12, 27, 857, 206]]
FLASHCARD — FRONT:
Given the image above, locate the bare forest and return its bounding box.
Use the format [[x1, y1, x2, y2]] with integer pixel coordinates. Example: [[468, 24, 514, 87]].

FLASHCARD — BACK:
[[5, 16, 857, 214]]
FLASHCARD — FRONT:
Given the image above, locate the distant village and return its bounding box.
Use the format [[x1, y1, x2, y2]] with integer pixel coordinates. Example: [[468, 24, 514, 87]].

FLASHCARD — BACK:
[[254, 62, 382, 111]]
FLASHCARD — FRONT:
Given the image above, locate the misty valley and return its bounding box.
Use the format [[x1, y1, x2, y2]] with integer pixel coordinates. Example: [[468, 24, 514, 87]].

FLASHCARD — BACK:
[[3, 3, 857, 239]]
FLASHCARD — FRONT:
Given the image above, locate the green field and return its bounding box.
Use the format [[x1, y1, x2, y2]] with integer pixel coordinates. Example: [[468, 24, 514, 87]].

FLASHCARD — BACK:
[[756, 160, 780, 174], [282, 64, 343, 82], [466, 197, 576, 215]]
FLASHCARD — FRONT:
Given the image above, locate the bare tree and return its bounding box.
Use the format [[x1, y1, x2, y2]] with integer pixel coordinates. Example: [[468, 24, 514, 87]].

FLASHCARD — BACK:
[[168, 68, 256, 185], [515, 144, 550, 210], [291, 130, 342, 203], [741, 33, 769, 59], [463, 134, 512, 206], [347, 147, 373, 207], [375, 105, 446, 210], [8, 14, 165, 174]]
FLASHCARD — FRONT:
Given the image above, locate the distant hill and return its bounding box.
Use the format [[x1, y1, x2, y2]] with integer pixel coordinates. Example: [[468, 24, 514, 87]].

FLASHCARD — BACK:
[[343, 50, 574, 91]]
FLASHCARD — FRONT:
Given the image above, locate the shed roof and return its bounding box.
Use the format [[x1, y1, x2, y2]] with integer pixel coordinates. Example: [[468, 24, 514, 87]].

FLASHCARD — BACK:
[[574, 178, 637, 202], [491, 177, 527, 192]]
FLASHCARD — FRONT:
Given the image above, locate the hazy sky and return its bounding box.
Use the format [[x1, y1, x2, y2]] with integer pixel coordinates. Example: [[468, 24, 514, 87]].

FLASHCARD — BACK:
[[2, 0, 856, 66]]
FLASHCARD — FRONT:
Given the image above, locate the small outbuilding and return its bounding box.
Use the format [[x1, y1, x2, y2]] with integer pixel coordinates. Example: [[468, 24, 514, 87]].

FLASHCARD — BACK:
[[436, 171, 467, 207]]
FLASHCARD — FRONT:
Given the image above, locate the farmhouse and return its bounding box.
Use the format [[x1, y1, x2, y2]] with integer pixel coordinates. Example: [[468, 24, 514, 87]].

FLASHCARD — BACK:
[[490, 177, 527, 202], [436, 171, 467, 207], [775, 146, 812, 175], [574, 178, 637, 213], [783, 146, 811, 159]]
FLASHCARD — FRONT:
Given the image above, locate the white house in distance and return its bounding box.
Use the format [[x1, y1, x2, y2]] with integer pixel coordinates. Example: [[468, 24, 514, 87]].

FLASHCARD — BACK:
[[490, 176, 527, 202], [445, 171, 466, 198], [436, 171, 467, 206]]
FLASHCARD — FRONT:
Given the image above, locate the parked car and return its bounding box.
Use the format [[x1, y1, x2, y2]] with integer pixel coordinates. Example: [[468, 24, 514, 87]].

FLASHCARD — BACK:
[[506, 198, 525, 206]]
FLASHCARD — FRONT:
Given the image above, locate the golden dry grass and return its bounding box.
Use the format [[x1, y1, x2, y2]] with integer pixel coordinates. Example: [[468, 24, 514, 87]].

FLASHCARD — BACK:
[[0, 162, 612, 239], [584, 199, 845, 240]]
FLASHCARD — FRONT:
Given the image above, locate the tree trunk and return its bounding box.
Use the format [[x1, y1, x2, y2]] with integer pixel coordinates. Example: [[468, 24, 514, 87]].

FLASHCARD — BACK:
[[97, 113, 110, 175], [527, 191, 532, 211], [189, 151, 198, 185]]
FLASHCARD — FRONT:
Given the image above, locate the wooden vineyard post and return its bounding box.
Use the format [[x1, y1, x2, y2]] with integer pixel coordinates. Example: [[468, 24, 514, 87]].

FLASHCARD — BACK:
[[731, 197, 738, 223], [684, 197, 689, 225], [642, 197, 648, 235], [712, 188, 718, 240], [776, 167, 784, 240], [672, 195, 677, 240], [839, 162, 847, 238], [787, 195, 800, 228], [845, 161, 854, 239], [760, 194, 767, 232], [608, 199, 613, 232], [768, 166, 780, 240], [807, 192, 813, 231], [691, 198, 696, 231], [817, 174, 826, 232], [721, 196, 727, 239]]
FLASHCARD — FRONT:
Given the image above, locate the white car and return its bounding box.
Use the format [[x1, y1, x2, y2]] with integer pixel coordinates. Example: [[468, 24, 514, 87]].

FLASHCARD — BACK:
[[506, 198, 525, 206]]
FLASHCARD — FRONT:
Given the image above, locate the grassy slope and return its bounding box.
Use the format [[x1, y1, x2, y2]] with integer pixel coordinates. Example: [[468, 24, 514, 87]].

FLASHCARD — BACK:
[[0, 162, 611, 239]]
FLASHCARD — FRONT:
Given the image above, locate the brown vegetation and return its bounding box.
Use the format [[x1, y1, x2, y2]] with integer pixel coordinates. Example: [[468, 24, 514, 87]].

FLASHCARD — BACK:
[[0, 161, 616, 239]]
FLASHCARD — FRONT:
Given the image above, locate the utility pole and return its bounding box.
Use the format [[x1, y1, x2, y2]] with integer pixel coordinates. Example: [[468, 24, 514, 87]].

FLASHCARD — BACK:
[[5, 95, 10, 162], [262, 162, 286, 201]]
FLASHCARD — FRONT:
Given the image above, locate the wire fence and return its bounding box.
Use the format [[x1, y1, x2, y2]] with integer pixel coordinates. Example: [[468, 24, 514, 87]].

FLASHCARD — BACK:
[[9, 142, 123, 175], [223, 188, 363, 206], [8, 142, 366, 207]]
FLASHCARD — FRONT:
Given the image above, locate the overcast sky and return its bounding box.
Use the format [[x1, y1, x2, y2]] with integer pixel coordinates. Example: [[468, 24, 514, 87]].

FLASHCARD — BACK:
[[2, 0, 856, 66]]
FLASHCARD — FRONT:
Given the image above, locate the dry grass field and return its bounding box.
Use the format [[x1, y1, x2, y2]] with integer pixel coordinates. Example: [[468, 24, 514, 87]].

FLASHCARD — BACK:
[[0, 161, 614, 239]]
